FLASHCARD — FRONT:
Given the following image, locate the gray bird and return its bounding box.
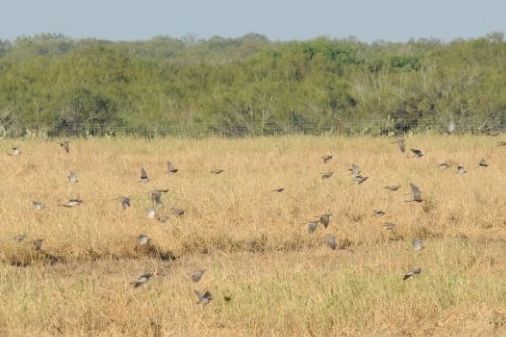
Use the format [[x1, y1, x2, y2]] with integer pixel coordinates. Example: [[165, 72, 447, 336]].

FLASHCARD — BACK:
[[60, 141, 70, 153], [384, 185, 400, 191], [479, 159, 488, 167], [146, 207, 157, 219], [32, 200, 44, 210], [140, 168, 150, 183], [68, 171, 78, 184], [373, 209, 386, 217], [439, 162, 450, 170], [149, 189, 169, 206], [171, 207, 185, 216], [412, 238, 425, 251], [119, 196, 130, 209], [323, 234, 337, 250], [321, 172, 334, 179], [137, 234, 151, 246], [307, 222, 318, 233], [457, 165, 467, 175], [348, 164, 361, 176], [191, 269, 206, 283], [61, 198, 83, 208], [8, 147, 21, 156], [353, 175, 368, 184], [382, 222, 397, 230], [403, 267, 422, 280], [167, 161, 179, 174], [194, 290, 213, 306], [272, 187, 285, 192], [32, 239, 44, 251], [397, 137, 406, 153], [210, 169, 224, 174], [131, 273, 152, 288], [321, 155, 333, 163], [410, 148, 423, 158], [13, 234, 26, 243], [406, 183, 422, 202]]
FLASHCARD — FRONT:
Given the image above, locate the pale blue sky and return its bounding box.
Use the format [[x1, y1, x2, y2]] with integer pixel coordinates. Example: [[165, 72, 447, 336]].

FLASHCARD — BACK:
[[1, 0, 504, 42]]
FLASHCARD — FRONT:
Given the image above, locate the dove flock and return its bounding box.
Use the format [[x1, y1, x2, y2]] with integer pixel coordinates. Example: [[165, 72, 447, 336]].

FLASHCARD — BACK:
[[5, 133, 501, 305]]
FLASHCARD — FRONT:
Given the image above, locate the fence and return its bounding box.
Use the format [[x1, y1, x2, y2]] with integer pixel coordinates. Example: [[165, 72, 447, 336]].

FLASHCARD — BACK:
[[0, 118, 504, 138]]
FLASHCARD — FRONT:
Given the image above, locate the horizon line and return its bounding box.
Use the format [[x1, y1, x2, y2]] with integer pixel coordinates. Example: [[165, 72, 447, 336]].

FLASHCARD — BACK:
[[2, 31, 505, 45]]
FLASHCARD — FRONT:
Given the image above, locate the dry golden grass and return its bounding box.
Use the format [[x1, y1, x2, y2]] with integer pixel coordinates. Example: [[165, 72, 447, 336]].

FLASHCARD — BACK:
[[0, 135, 504, 336]]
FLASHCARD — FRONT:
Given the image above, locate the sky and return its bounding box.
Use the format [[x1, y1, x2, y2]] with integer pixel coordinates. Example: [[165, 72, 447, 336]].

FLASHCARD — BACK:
[[0, 0, 505, 42]]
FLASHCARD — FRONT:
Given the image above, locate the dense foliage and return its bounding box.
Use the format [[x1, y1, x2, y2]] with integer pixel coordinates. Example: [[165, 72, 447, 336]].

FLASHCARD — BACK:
[[0, 33, 505, 136]]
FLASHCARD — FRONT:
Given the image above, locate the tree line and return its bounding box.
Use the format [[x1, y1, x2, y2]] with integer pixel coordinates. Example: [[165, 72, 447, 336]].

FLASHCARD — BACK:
[[0, 32, 505, 137]]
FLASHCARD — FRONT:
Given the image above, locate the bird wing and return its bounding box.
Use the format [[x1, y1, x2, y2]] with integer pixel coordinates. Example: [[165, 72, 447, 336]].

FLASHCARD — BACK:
[[403, 272, 413, 280], [410, 183, 421, 200], [167, 161, 177, 172], [150, 191, 161, 203], [351, 164, 360, 175], [194, 290, 203, 302]]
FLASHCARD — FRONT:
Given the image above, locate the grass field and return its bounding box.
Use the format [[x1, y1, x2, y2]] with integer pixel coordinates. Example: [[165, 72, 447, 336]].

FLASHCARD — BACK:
[[0, 135, 505, 336]]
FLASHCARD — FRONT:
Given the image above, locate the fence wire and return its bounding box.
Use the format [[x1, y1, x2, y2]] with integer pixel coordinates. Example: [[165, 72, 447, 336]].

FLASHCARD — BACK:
[[0, 119, 504, 138]]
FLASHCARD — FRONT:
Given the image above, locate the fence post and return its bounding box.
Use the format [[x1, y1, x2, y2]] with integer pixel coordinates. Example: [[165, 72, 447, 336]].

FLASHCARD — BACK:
[[335, 119, 342, 135]]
